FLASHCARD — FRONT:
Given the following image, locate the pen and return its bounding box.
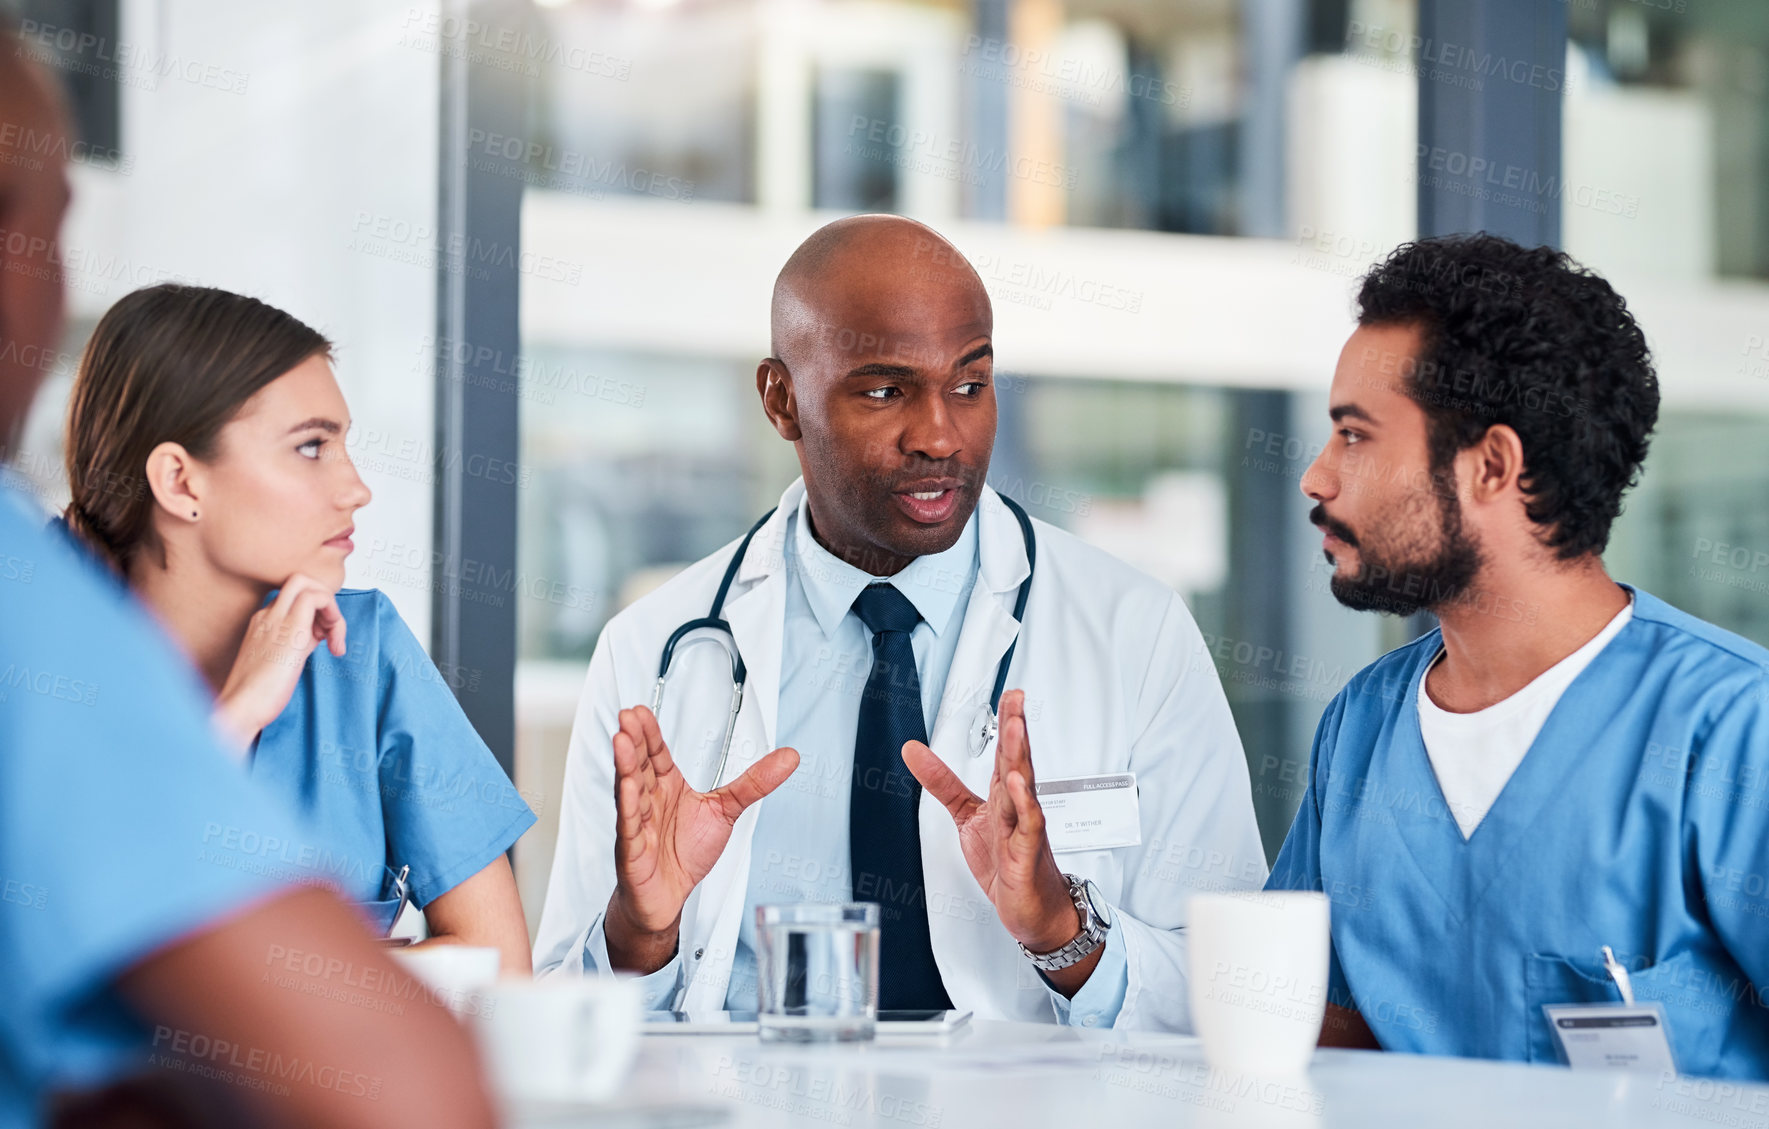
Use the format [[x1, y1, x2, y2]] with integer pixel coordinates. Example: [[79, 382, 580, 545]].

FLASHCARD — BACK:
[[385, 864, 412, 940], [1600, 945, 1635, 1006]]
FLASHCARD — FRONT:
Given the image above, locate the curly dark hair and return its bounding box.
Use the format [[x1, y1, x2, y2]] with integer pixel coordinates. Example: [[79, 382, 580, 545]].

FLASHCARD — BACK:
[[1356, 233, 1659, 560]]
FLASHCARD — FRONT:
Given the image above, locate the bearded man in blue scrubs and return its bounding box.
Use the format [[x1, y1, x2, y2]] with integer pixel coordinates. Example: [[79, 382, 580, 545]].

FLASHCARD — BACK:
[[1267, 234, 1769, 1079]]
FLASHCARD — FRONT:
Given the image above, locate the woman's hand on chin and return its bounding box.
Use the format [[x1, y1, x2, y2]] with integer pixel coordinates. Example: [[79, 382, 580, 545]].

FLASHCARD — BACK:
[[213, 573, 347, 752]]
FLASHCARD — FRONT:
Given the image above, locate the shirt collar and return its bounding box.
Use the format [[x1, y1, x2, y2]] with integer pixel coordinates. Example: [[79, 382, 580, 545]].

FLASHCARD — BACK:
[[789, 490, 978, 640]]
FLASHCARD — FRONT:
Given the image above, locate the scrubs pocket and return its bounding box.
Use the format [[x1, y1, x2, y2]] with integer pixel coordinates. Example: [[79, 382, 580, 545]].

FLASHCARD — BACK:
[[353, 896, 404, 935], [1524, 951, 1707, 1069], [1523, 953, 1620, 1064], [352, 863, 412, 936]]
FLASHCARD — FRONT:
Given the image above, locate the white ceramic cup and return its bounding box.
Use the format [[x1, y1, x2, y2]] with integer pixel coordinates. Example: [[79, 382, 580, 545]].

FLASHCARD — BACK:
[[389, 946, 501, 1019], [473, 979, 641, 1104], [1188, 891, 1330, 1075]]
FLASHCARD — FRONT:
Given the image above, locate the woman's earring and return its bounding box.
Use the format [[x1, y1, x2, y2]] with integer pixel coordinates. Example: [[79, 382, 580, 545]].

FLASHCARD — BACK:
[[190, 510, 198, 519]]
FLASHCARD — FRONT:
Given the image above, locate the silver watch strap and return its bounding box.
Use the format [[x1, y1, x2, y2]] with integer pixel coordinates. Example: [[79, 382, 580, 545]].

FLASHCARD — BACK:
[[1017, 875, 1107, 972]]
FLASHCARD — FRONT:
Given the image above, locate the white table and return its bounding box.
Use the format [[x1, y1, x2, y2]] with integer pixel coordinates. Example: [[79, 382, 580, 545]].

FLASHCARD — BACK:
[[511, 1019, 1769, 1128]]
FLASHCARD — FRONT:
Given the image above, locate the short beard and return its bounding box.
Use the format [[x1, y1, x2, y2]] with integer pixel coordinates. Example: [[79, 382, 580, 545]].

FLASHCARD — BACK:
[[1327, 484, 1484, 618]]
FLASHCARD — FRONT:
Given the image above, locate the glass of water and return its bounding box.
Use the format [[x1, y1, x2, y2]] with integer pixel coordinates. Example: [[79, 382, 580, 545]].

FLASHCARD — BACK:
[[755, 903, 880, 1043]]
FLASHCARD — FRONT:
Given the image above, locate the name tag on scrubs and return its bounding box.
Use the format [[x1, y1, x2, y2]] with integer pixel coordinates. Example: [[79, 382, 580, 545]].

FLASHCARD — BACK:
[[1543, 1003, 1677, 1074], [1036, 774, 1140, 852]]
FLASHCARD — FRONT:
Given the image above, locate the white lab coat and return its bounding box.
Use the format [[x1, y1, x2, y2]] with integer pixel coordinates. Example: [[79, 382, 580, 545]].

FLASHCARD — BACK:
[[533, 480, 1266, 1031]]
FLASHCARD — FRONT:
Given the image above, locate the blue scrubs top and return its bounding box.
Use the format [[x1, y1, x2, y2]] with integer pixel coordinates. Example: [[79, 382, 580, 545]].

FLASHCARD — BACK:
[[1268, 588, 1769, 1079], [249, 589, 535, 931], [0, 484, 304, 1129]]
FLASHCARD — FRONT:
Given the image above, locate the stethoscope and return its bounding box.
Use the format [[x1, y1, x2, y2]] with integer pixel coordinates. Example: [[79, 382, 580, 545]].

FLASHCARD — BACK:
[[652, 495, 1037, 789]]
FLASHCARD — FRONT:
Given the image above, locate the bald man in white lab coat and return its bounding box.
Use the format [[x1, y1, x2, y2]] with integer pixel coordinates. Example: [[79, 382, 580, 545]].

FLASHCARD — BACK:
[[534, 214, 1264, 1031]]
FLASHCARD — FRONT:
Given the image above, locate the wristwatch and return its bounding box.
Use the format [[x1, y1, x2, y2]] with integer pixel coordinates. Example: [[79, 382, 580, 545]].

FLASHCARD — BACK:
[[1018, 875, 1112, 972]]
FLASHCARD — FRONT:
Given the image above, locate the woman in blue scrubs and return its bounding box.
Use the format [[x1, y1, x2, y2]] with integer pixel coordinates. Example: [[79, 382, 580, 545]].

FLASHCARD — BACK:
[[1266, 234, 1769, 1080], [59, 283, 536, 974]]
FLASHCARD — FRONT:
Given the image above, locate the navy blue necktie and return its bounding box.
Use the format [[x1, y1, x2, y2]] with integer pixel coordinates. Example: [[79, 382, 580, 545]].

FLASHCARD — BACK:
[[849, 583, 952, 1010]]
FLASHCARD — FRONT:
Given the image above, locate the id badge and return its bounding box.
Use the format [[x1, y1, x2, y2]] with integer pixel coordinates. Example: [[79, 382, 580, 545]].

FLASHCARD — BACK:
[[1543, 1003, 1677, 1074], [1036, 773, 1140, 852]]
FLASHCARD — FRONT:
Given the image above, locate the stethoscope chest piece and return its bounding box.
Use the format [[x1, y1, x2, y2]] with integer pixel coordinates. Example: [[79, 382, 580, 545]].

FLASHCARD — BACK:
[[968, 703, 998, 759]]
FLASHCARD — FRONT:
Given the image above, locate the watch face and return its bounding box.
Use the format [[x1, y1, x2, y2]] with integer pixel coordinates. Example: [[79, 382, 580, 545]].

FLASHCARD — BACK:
[[1083, 879, 1112, 929]]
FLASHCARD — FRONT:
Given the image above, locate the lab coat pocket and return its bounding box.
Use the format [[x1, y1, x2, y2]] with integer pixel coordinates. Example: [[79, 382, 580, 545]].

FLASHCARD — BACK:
[[1048, 849, 1122, 897]]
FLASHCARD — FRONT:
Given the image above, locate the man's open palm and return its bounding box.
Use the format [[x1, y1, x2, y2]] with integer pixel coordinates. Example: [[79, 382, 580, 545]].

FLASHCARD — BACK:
[[611, 705, 799, 934], [902, 690, 1073, 948]]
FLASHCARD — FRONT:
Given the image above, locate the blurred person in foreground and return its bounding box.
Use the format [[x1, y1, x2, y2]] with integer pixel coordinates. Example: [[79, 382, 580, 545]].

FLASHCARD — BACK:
[[0, 32, 498, 1129], [1267, 234, 1769, 1079]]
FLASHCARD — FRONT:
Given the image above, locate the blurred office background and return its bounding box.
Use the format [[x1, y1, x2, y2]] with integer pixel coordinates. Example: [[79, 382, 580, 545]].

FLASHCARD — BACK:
[[9, 0, 1769, 937]]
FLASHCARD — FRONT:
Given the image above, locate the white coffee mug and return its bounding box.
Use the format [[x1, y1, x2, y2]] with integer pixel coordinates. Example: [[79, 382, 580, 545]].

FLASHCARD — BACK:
[[473, 979, 641, 1104], [1188, 891, 1330, 1075], [390, 946, 500, 1019]]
